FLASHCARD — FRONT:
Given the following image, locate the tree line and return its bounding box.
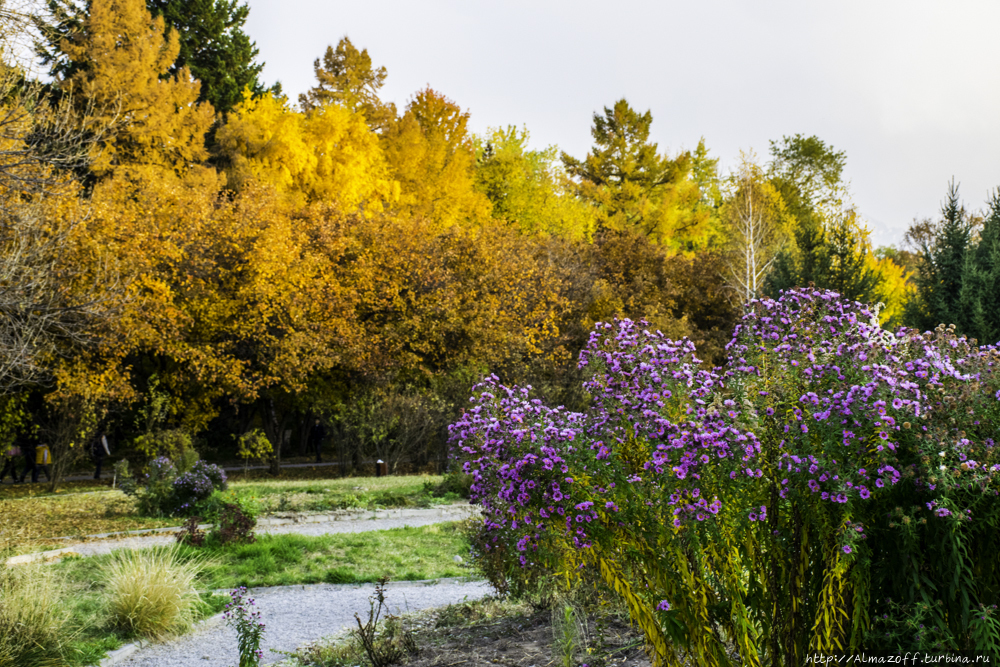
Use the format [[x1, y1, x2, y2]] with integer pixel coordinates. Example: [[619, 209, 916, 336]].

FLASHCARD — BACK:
[[0, 0, 994, 485]]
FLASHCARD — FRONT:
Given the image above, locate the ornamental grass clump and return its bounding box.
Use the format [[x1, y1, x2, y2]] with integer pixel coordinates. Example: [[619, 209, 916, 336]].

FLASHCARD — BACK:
[[104, 546, 205, 639], [452, 288, 1000, 665], [0, 564, 73, 667]]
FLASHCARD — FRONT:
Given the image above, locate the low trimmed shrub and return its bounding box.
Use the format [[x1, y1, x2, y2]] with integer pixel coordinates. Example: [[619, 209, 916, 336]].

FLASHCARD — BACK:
[[104, 546, 205, 639], [195, 489, 260, 524], [425, 472, 472, 499]]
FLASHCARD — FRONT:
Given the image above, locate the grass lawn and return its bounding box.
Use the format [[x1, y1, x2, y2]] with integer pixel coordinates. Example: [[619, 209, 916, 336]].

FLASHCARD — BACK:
[[47, 522, 470, 666], [0, 491, 178, 552], [0, 474, 454, 552], [188, 522, 470, 589], [232, 473, 457, 515]]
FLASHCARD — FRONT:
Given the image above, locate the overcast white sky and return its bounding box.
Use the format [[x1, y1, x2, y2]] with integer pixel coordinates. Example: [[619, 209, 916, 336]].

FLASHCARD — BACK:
[[244, 0, 1000, 247]]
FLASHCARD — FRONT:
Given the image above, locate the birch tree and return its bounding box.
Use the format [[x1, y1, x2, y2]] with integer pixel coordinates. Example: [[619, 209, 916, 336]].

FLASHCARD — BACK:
[[722, 152, 790, 303]]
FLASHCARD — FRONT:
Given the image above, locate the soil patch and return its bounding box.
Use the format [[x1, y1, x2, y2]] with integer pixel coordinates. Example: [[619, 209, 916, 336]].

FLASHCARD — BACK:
[[291, 597, 652, 667]]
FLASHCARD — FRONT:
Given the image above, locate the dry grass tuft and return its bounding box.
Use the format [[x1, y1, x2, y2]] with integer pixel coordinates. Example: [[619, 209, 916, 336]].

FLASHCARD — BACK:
[[0, 563, 73, 667], [104, 546, 205, 639]]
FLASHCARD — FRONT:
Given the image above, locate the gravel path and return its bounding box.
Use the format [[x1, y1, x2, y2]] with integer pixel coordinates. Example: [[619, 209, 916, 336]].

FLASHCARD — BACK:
[[64, 505, 476, 558], [116, 578, 491, 667]]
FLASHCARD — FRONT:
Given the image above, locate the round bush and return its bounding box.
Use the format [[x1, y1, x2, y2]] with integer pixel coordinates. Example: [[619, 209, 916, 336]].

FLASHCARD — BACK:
[[172, 470, 214, 515], [137, 457, 178, 517]]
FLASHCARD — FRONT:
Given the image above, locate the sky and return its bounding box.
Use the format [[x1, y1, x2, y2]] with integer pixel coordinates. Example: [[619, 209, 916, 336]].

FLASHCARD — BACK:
[[244, 0, 1000, 247]]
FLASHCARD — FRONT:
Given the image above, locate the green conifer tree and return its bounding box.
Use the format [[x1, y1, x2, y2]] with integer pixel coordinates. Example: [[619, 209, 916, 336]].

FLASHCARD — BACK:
[[560, 99, 706, 249], [298, 37, 395, 130], [957, 190, 1000, 344], [147, 0, 265, 115], [909, 182, 974, 332], [763, 135, 886, 306], [37, 0, 265, 115]]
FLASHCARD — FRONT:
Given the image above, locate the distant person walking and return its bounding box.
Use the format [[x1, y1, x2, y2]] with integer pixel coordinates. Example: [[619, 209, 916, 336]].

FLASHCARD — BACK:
[[18, 438, 36, 483], [34, 441, 52, 483], [18, 438, 51, 484], [91, 431, 111, 480], [308, 418, 327, 463], [0, 442, 20, 483]]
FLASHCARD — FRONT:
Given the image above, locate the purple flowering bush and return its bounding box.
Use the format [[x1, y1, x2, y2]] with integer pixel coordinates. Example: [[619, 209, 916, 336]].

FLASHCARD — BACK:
[[122, 456, 229, 517], [193, 460, 228, 491], [172, 461, 228, 515], [451, 288, 1000, 663]]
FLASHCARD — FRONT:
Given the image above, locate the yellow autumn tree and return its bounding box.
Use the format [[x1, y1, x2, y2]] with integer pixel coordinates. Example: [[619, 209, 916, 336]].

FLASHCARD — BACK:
[[216, 91, 395, 212], [90, 167, 363, 433], [53, 0, 214, 177], [867, 248, 915, 326], [474, 126, 596, 241], [380, 88, 491, 229]]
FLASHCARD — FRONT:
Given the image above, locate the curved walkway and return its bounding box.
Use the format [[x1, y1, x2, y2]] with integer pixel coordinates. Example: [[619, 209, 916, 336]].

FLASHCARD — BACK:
[[87, 504, 484, 666], [113, 578, 491, 667]]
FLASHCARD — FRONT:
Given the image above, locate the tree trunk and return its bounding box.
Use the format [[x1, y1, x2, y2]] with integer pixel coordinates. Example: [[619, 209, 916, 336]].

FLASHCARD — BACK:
[[257, 397, 288, 477]]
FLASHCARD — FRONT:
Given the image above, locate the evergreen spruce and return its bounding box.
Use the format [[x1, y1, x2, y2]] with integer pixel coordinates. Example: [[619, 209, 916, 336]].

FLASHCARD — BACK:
[[147, 0, 265, 115], [38, 0, 265, 116], [910, 182, 975, 333], [958, 190, 1000, 344]]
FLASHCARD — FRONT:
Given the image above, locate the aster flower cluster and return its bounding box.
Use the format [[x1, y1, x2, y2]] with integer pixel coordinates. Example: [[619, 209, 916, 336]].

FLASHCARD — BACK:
[[726, 290, 1000, 509], [451, 288, 1000, 577], [172, 461, 228, 513]]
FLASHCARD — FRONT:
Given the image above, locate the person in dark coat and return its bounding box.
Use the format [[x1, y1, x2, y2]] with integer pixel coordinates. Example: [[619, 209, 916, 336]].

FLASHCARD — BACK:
[[308, 418, 327, 463], [91, 431, 111, 480], [18, 438, 36, 483], [0, 442, 20, 483]]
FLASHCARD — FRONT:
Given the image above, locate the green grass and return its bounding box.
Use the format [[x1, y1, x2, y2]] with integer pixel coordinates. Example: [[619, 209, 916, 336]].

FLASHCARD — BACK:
[[1, 474, 463, 552], [191, 522, 470, 588], [228, 474, 458, 514], [49, 521, 470, 664]]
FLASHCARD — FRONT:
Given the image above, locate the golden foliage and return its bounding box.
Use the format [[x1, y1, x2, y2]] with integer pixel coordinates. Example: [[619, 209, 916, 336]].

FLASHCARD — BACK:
[[345, 214, 566, 378], [90, 172, 360, 428], [866, 250, 915, 327], [58, 0, 214, 176], [216, 91, 396, 211], [381, 88, 492, 230], [474, 126, 596, 241]]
